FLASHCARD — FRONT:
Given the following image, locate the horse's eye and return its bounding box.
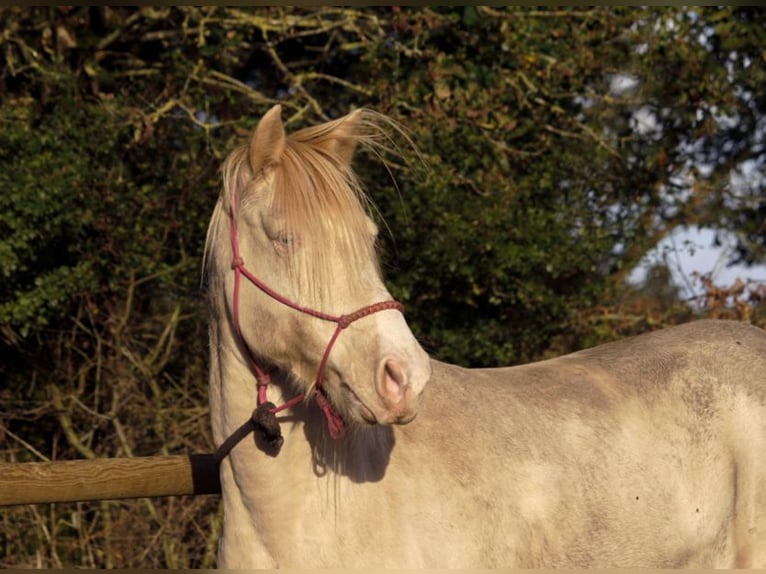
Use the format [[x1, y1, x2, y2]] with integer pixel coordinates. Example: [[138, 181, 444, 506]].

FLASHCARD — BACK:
[[273, 232, 299, 255]]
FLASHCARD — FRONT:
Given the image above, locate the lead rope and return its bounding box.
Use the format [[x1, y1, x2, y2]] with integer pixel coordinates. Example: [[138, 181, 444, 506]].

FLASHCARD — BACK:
[[214, 194, 403, 459]]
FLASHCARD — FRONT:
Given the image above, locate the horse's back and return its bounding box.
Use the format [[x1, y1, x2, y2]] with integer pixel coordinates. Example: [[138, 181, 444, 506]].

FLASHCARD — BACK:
[[415, 320, 766, 567], [571, 319, 766, 393], [465, 319, 766, 411]]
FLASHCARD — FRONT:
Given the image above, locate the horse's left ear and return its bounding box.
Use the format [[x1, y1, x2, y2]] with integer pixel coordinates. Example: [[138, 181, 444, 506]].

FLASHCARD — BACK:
[[315, 109, 364, 165], [250, 105, 286, 173]]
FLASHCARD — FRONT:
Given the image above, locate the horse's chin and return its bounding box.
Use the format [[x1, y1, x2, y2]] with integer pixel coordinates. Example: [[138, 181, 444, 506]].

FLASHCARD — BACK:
[[341, 382, 379, 425], [340, 382, 419, 426]]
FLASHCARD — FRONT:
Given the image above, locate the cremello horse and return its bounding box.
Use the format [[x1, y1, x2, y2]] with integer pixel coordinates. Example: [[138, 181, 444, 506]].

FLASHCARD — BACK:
[[204, 105, 766, 568]]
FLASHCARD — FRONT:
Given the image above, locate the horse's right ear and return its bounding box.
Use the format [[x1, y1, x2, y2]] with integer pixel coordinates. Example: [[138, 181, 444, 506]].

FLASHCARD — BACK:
[[249, 105, 286, 173]]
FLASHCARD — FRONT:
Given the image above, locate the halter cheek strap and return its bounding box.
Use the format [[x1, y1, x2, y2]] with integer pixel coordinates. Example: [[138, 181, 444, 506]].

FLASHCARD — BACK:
[[214, 193, 404, 460]]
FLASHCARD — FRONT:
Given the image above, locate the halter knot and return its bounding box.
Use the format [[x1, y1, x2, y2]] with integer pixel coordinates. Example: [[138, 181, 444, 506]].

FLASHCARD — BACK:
[[252, 402, 284, 455], [213, 401, 284, 462], [231, 256, 245, 269]]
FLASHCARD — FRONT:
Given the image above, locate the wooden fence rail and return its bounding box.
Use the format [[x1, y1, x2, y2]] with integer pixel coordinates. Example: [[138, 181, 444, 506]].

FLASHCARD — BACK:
[[0, 454, 221, 506]]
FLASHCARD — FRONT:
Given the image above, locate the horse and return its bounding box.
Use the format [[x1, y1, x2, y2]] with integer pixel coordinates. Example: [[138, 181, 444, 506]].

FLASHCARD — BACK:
[[203, 104, 766, 568]]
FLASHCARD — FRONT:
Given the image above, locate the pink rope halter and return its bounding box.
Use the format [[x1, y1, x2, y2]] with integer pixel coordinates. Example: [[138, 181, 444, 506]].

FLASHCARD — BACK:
[[215, 189, 404, 459]]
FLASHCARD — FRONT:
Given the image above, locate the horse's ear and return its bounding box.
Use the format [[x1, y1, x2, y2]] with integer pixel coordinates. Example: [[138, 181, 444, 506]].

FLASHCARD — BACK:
[[249, 105, 286, 173], [315, 109, 364, 165]]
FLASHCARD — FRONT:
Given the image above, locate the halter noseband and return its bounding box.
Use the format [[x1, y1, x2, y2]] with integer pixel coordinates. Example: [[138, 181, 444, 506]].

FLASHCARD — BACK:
[[214, 191, 404, 460]]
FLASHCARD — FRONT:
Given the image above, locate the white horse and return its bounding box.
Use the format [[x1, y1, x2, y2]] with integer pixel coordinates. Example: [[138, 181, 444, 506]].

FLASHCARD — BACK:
[[204, 105, 766, 568]]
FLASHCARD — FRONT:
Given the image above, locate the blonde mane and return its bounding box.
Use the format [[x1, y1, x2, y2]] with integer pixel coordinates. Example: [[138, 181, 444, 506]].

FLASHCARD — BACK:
[[205, 110, 407, 307]]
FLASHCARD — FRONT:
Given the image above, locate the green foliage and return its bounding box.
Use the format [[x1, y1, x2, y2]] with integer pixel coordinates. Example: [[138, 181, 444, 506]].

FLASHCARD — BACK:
[[358, 8, 665, 363], [0, 97, 98, 334]]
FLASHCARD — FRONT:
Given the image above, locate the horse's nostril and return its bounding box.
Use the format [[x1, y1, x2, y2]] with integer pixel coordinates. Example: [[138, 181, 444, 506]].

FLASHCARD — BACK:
[[380, 358, 408, 404]]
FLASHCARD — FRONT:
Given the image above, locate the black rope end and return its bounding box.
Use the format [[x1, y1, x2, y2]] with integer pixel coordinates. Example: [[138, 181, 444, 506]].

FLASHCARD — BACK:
[[253, 402, 284, 456]]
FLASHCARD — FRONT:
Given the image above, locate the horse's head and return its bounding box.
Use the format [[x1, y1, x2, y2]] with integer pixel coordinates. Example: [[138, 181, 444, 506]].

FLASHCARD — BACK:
[[206, 105, 431, 430]]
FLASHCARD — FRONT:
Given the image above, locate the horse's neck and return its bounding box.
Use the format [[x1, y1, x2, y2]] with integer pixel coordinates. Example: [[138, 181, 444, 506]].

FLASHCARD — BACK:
[[209, 311, 407, 568], [209, 324, 308, 556], [209, 316, 292, 439]]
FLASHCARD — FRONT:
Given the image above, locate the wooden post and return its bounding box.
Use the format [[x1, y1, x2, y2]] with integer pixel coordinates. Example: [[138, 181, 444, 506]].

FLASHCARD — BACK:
[[0, 454, 220, 506]]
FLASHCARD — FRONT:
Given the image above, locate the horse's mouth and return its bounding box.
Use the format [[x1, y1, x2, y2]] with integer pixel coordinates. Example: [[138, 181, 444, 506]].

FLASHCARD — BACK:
[[340, 382, 378, 425]]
